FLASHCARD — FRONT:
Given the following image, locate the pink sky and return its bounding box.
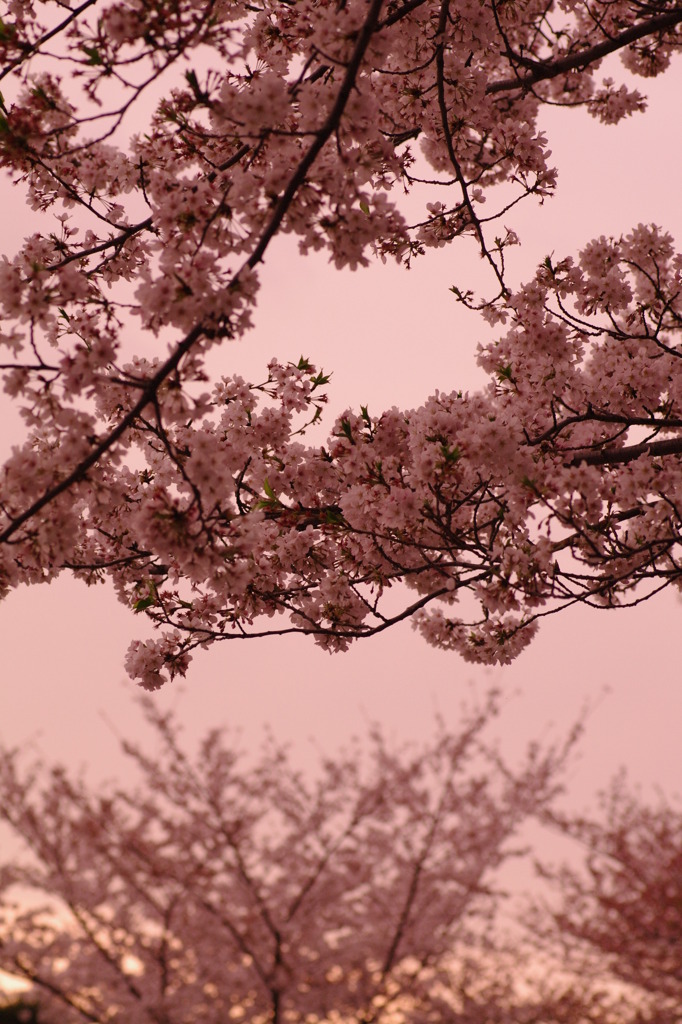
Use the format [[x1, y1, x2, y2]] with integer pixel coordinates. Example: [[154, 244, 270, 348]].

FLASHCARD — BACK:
[[0, 52, 681, 825]]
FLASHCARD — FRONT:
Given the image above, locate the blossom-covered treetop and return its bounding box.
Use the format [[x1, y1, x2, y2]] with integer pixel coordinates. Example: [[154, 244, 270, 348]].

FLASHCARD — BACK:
[[1, 0, 681, 686]]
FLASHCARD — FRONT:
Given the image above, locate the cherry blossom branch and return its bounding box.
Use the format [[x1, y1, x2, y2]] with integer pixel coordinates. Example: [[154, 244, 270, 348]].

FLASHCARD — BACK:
[[527, 405, 682, 445], [0, 0, 100, 83], [568, 435, 682, 466], [1, 954, 102, 1024], [244, 0, 387, 271], [435, 0, 508, 298], [160, 584, 458, 647], [487, 8, 682, 95], [0, 321, 204, 545], [0, 0, 387, 547], [44, 217, 154, 273], [3, 3, 682, 678], [379, 786, 448, 978]]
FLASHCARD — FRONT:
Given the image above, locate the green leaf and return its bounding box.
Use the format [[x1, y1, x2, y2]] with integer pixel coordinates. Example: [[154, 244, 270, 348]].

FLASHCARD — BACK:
[[340, 418, 354, 443], [133, 596, 155, 613], [323, 505, 345, 526], [440, 443, 460, 464], [82, 44, 103, 65], [262, 478, 276, 500], [359, 200, 370, 215], [185, 70, 211, 104]]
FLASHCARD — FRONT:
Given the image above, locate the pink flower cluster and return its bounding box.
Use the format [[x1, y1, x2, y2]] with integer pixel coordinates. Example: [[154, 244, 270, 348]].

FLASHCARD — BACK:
[[1, 0, 681, 684]]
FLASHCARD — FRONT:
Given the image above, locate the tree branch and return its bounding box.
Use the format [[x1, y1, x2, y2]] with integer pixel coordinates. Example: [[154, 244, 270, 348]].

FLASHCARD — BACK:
[[567, 435, 682, 467], [0, 0, 387, 547], [0, 0, 100, 83], [487, 8, 682, 95]]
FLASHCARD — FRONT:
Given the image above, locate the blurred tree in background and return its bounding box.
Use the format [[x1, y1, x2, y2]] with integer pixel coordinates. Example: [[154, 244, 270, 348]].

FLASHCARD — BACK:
[[1, 694, 679, 1023]]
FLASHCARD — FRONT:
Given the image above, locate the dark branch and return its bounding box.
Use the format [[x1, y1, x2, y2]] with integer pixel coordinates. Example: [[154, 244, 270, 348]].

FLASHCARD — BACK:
[[567, 435, 682, 467], [487, 9, 682, 95]]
